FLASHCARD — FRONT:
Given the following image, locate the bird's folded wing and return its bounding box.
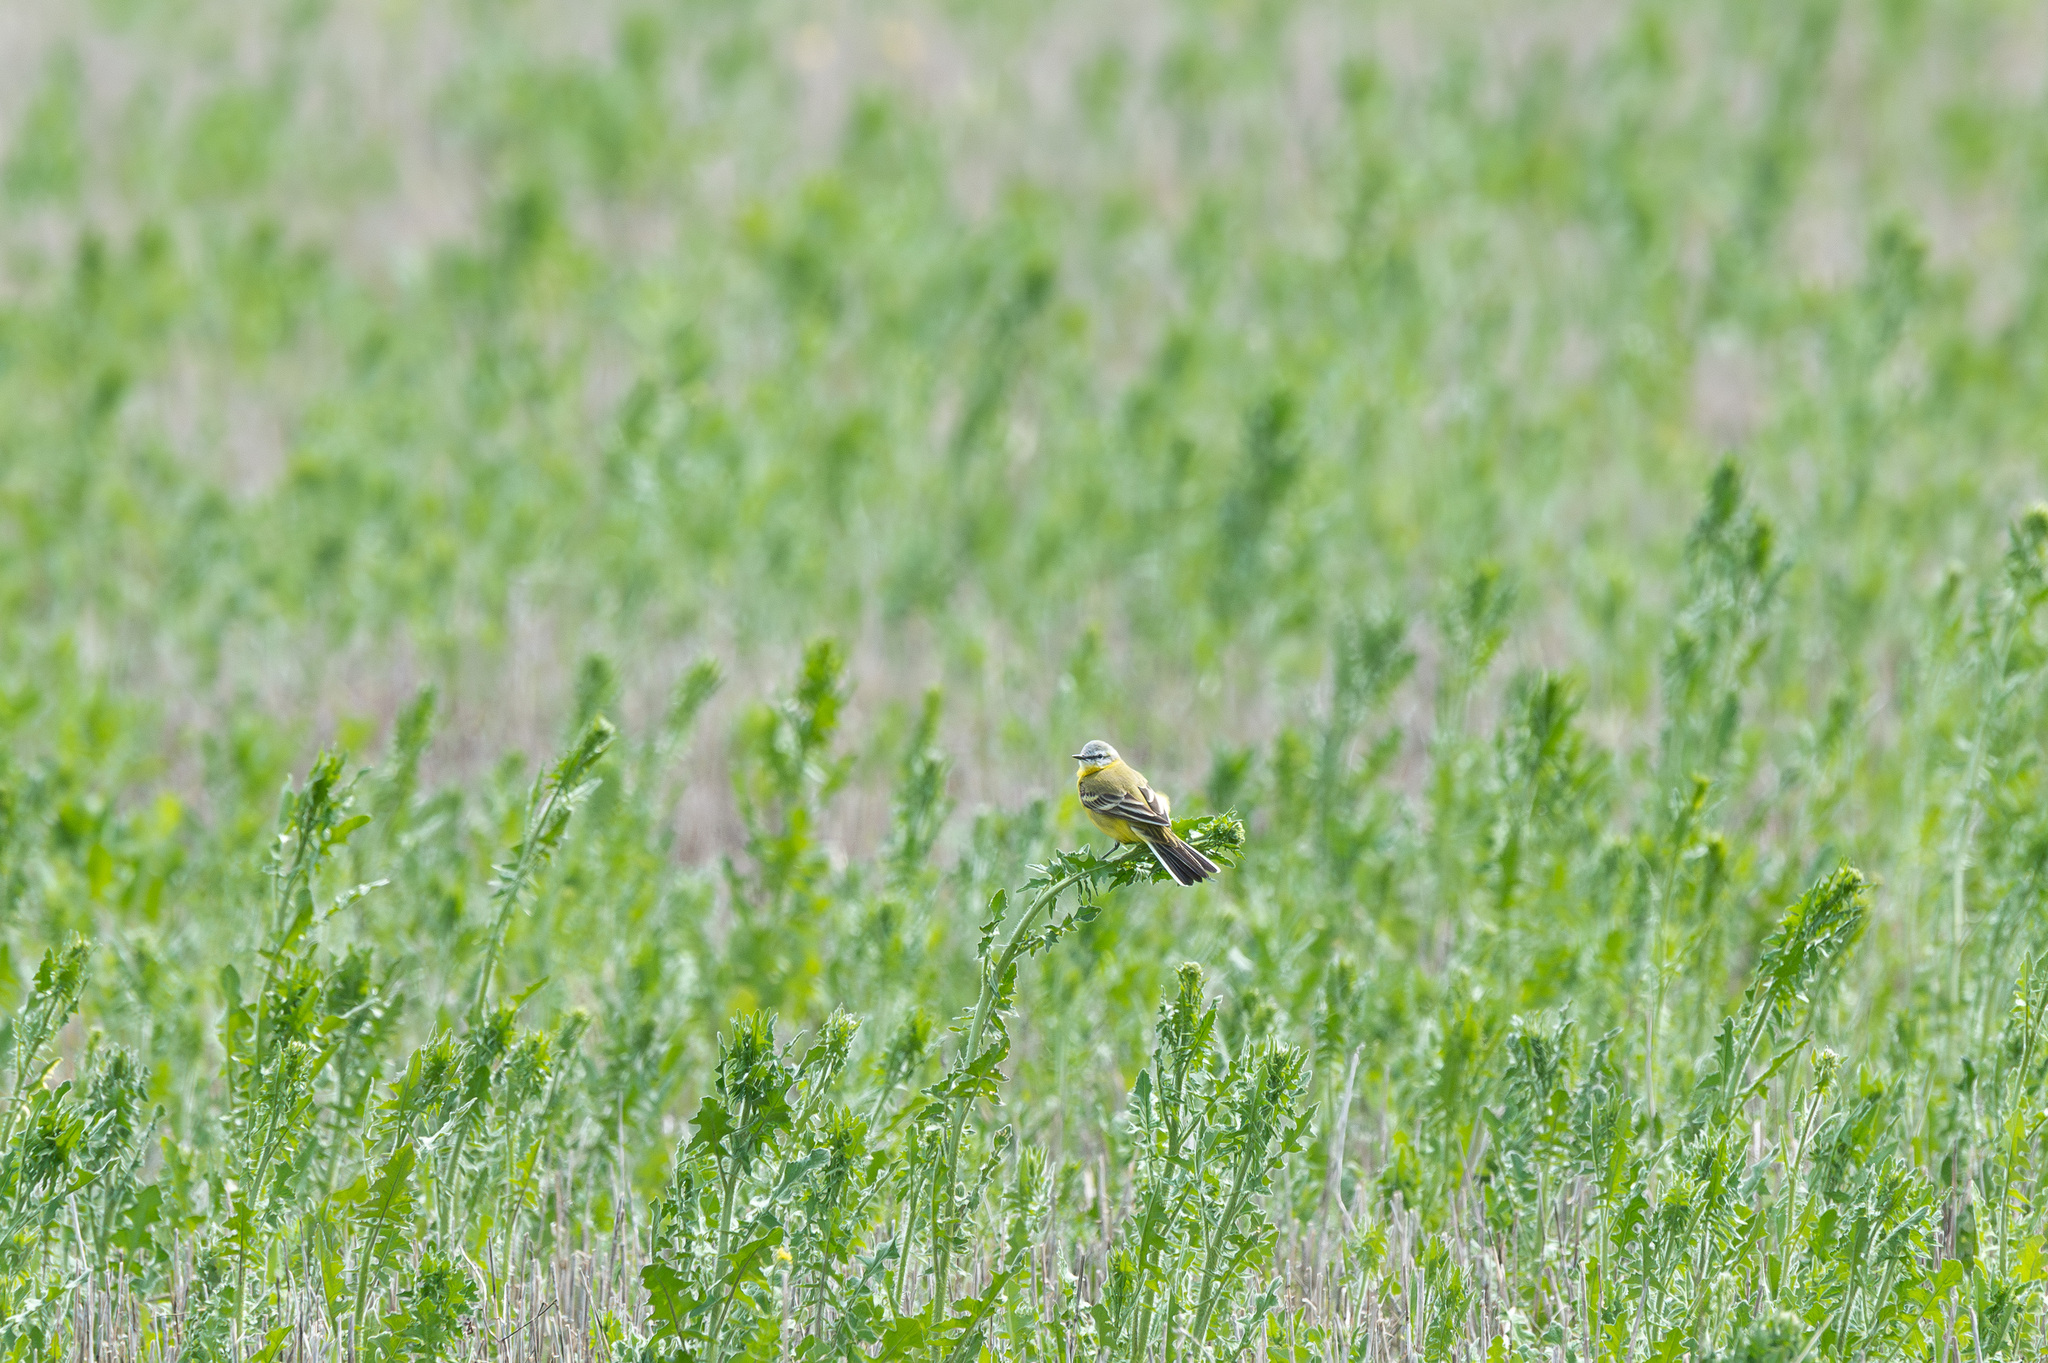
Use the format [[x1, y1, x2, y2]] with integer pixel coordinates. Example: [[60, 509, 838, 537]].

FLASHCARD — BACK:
[[1081, 785, 1171, 829]]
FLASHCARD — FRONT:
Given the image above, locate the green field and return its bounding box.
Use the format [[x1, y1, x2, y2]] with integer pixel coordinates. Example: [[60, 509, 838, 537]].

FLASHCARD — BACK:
[[6, 0, 2048, 1358]]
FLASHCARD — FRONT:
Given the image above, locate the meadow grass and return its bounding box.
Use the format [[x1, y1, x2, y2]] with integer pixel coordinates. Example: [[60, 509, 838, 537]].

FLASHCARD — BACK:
[[5, 0, 2048, 1358]]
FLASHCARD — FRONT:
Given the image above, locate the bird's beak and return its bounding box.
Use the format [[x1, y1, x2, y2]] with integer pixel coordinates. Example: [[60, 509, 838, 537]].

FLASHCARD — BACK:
[[1071, 753, 1086, 761]]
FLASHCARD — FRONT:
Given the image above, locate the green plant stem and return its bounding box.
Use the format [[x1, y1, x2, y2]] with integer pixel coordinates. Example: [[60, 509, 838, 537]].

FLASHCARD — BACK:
[[350, 1127, 413, 1348], [706, 1129, 752, 1362], [1190, 1131, 1262, 1347], [1128, 1110, 1186, 1360], [1128, 1007, 1205, 1358], [1643, 785, 1705, 1141], [470, 784, 570, 1020], [929, 844, 1145, 1336], [500, 1110, 519, 1337], [1947, 665, 1999, 1043], [895, 1156, 921, 1315], [233, 1089, 291, 1353]]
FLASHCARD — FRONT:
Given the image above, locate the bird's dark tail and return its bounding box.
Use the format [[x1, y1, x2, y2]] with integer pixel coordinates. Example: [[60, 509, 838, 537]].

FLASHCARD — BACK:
[[1145, 829, 1221, 887]]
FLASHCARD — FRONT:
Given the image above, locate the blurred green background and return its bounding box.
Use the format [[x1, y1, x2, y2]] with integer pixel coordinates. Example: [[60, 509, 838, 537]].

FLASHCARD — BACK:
[[4, 0, 2042, 834]]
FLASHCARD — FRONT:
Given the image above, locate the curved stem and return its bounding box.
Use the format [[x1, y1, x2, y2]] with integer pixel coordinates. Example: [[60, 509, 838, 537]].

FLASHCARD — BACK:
[[929, 845, 1145, 1336], [469, 782, 569, 1019], [349, 1123, 414, 1349], [1191, 1130, 1262, 1346], [705, 1162, 747, 1361]]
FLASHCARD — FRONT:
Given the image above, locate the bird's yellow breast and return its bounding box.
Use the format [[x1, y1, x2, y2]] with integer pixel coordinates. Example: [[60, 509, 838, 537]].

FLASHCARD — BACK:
[[1085, 810, 1147, 844]]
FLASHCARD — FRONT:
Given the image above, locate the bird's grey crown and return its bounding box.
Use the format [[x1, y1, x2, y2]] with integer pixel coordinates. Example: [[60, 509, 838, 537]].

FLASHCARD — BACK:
[[1075, 739, 1120, 763]]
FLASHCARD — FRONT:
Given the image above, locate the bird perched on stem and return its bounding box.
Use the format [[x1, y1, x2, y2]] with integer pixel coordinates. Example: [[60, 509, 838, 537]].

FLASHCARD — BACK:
[[1073, 740, 1220, 886]]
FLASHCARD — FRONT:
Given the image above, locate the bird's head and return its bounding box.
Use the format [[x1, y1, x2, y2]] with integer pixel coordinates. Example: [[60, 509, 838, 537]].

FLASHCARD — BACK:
[[1072, 739, 1120, 772]]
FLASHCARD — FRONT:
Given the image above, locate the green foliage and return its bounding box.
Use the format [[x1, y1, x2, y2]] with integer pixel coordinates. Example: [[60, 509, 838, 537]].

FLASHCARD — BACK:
[[11, 488, 2048, 1363], [5, 0, 2048, 1358]]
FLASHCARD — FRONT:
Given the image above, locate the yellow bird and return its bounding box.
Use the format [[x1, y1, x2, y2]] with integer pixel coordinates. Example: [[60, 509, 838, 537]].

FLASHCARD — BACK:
[[1072, 740, 1220, 886]]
